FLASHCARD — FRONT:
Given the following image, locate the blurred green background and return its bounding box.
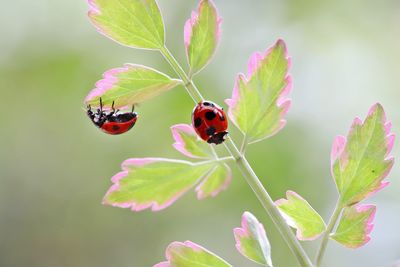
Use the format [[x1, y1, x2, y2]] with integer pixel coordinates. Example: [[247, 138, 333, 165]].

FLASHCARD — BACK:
[[1, 0, 399, 266]]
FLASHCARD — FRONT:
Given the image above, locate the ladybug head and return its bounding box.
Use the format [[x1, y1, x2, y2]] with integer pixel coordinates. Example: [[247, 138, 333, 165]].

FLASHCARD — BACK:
[[207, 131, 228, 145], [87, 104, 107, 128]]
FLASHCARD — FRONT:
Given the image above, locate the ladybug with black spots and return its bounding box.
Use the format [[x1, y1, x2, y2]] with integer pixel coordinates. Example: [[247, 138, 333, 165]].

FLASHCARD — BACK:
[[192, 101, 228, 145], [87, 98, 138, 135]]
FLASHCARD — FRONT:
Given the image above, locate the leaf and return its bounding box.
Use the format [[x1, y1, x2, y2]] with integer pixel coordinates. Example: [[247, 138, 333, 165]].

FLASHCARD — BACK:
[[225, 39, 292, 144], [275, 191, 326, 241], [171, 124, 214, 159], [331, 103, 395, 206], [331, 204, 376, 248], [103, 158, 214, 211], [85, 64, 181, 109], [184, 0, 222, 75], [88, 0, 165, 49], [170, 124, 233, 199], [195, 163, 232, 199], [233, 212, 273, 266], [154, 241, 232, 267]]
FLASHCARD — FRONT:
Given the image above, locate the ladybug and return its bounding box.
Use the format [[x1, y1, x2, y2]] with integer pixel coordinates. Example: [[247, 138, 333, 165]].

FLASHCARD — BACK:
[[87, 98, 138, 135], [192, 101, 228, 145]]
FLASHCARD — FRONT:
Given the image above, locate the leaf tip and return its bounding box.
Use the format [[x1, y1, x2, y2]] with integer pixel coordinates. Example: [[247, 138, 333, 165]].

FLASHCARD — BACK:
[[171, 124, 196, 158]]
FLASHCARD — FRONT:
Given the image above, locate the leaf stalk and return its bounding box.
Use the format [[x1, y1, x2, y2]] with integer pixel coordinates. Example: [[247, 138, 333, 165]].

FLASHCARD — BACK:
[[315, 200, 343, 266], [160, 45, 314, 267]]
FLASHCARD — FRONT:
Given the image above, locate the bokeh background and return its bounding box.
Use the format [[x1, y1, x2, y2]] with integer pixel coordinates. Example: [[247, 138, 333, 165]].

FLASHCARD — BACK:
[[1, 0, 399, 266]]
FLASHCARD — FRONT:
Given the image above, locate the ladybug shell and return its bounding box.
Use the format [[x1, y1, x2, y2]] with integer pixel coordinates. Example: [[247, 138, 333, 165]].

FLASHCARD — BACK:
[[192, 101, 228, 145], [100, 113, 138, 135]]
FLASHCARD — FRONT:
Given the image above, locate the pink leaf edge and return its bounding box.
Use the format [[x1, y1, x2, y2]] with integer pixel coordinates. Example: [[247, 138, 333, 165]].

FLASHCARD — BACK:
[[275, 191, 323, 241], [84, 64, 133, 108], [184, 0, 222, 71], [330, 103, 395, 198], [102, 158, 194, 212], [184, 0, 222, 50], [195, 164, 232, 200], [87, 0, 124, 48], [85, 66, 126, 104], [171, 124, 206, 159], [85, 63, 179, 109], [225, 39, 292, 139], [348, 204, 377, 249], [153, 241, 221, 267], [233, 211, 267, 255]]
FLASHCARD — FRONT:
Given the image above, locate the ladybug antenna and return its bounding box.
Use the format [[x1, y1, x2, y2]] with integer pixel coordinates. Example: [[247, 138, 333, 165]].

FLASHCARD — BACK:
[[132, 104, 135, 112], [99, 97, 103, 112], [111, 101, 115, 112]]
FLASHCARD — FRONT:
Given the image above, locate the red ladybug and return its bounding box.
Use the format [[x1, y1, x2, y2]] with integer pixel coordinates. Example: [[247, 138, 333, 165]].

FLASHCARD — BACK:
[[192, 101, 228, 145], [87, 98, 138, 135]]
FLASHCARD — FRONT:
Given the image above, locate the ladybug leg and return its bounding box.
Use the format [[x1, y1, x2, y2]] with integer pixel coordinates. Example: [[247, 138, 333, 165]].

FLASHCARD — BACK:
[[110, 101, 120, 115], [99, 97, 103, 112]]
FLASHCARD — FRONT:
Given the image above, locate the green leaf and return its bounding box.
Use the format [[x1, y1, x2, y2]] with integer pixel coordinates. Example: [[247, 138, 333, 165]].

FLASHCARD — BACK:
[[331, 204, 376, 248], [154, 241, 232, 267], [171, 124, 214, 159], [225, 39, 291, 144], [88, 0, 165, 49], [103, 158, 214, 211], [195, 163, 231, 199], [275, 191, 326, 241], [234, 212, 273, 266], [85, 64, 181, 109], [184, 0, 222, 75], [331, 103, 395, 206]]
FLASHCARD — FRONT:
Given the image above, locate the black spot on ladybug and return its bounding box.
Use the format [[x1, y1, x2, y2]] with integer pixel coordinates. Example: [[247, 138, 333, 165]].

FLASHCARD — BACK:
[[203, 101, 214, 107], [206, 126, 216, 136], [112, 125, 120, 131], [205, 111, 216, 120], [194, 117, 202, 128], [220, 115, 225, 121]]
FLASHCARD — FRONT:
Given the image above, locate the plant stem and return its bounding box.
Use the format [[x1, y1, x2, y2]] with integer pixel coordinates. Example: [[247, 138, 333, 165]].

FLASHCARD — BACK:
[[160, 45, 314, 267], [240, 134, 249, 154], [160, 46, 204, 103], [315, 200, 343, 267], [224, 136, 313, 267]]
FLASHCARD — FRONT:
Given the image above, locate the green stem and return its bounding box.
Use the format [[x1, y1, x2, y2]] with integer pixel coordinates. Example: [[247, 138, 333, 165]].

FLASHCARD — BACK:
[[224, 136, 313, 267], [160, 46, 204, 103], [240, 134, 249, 154], [315, 200, 343, 267], [160, 45, 314, 267]]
